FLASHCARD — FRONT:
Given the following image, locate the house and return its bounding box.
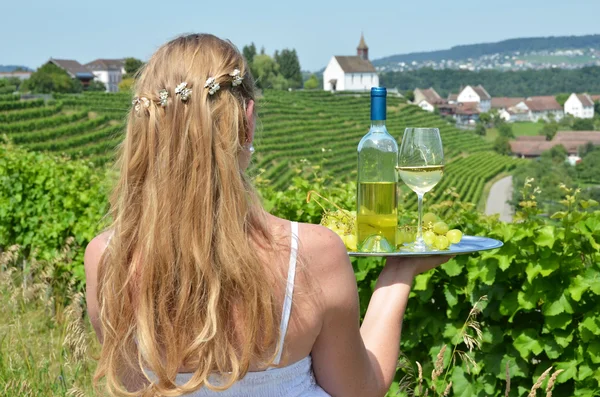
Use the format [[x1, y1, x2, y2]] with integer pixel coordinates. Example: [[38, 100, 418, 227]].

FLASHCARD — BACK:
[[0, 70, 32, 80], [85, 59, 126, 92], [525, 96, 564, 122], [447, 93, 458, 104], [510, 131, 600, 158], [413, 88, 444, 112], [564, 93, 595, 119], [457, 85, 491, 112], [47, 58, 95, 87], [491, 97, 525, 111], [454, 102, 480, 125], [323, 34, 378, 92]]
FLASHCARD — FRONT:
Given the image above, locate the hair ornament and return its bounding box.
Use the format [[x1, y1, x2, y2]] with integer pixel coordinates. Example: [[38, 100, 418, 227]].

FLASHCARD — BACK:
[[230, 69, 243, 87], [204, 77, 220, 95], [132, 96, 150, 112], [158, 89, 169, 107], [175, 82, 192, 101]]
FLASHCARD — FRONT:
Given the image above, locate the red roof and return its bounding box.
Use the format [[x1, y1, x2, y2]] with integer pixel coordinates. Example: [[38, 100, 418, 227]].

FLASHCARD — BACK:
[[510, 130, 600, 156], [455, 102, 480, 115], [492, 97, 525, 109], [472, 85, 491, 100], [516, 135, 546, 141], [526, 96, 562, 112], [575, 94, 594, 107], [591, 95, 600, 102], [415, 88, 444, 104]]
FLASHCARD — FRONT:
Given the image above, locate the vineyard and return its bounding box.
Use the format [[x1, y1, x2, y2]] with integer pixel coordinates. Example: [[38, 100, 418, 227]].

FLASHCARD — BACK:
[[0, 91, 520, 206]]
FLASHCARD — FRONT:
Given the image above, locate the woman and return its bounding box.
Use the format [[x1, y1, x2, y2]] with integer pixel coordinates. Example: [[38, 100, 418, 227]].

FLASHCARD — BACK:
[[84, 33, 451, 397]]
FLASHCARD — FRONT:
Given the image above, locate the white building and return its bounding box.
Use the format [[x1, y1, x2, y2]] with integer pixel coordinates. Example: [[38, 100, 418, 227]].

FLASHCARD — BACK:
[[457, 85, 492, 112], [323, 34, 378, 92], [564, 93, 595, 119], [85, 59, 126, 93], [413, 87, 443, 112]]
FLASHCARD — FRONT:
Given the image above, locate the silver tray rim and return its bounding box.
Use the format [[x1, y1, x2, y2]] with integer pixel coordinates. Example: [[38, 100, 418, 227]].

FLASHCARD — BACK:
[[348, 235, 503, 257]]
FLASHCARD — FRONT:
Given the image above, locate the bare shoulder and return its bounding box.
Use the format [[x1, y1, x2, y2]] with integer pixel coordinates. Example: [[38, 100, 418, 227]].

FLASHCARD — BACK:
[[84, 230, 113, 278], [297, 222, 349, 266]]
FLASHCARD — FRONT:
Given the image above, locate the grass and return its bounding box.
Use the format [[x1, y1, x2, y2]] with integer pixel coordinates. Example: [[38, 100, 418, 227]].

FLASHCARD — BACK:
[[485, 122, 545, 142], [0, 245, 99, 397]]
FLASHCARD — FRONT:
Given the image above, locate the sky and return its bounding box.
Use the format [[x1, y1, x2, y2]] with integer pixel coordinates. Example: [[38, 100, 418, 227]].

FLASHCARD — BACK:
[[2, 0, 600, 72]]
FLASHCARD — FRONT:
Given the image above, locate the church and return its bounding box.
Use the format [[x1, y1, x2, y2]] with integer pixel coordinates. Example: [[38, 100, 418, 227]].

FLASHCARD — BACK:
[[323, 34, 379, 92]]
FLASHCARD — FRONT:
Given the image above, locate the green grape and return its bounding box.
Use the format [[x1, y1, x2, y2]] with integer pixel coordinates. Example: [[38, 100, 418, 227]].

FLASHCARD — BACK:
[[343, 234, 358, 251], [446, 229, 463, 244], [434, 235, 450, 250], [433, 221, 449, 235], [396, 229, 405, 246], [423, 230, 436, 246], [422, 212, 438, 227], [405, 231, 416, 243]]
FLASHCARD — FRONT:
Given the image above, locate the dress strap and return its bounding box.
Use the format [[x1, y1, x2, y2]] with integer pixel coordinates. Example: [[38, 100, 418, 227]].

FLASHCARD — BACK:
[[273, 221, 299, 366]]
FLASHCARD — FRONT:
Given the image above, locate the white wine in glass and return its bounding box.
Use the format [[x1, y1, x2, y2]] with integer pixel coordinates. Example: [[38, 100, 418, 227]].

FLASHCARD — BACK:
[[397, 128, 444, 251]]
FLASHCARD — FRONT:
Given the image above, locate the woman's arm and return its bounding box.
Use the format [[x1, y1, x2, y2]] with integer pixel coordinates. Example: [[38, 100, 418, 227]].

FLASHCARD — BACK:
[[309, 227, 449, 397]]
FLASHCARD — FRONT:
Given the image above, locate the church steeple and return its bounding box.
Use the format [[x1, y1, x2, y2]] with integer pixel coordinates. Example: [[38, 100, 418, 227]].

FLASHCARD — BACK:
[[357, 32, 369, 61]]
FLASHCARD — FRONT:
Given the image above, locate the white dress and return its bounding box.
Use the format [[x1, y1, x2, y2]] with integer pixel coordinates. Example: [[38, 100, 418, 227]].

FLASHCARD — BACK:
[[140, 222, 331, 396]]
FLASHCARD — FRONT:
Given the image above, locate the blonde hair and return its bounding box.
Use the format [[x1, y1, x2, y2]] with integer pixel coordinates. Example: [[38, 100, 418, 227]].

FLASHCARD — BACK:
[[95, 34, 281, 396]]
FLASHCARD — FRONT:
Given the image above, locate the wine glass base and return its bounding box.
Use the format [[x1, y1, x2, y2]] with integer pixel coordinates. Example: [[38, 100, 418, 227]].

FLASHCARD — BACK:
[[401, 240, 429, 252]]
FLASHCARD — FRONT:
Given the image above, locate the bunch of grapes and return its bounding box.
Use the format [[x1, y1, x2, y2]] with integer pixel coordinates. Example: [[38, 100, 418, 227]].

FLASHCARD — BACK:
[[320, 209, 358, 251], [420, 212, 463, 250]]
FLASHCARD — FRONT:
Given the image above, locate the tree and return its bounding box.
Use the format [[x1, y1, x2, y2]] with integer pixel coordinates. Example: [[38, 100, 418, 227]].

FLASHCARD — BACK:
[[304, 74, 319, 90], [87, 80, 106, 92], [22, 63, 82, 93], [404, 90, 415, 102], [478, 112, 492, 125], [498, 123, 514, 138], [124, 57, 144, 77], [540, 122, 559, 141], [594, 100, 600, 115], [475, 123, 487, 136], [252, 54, 281, 89], [274, 49, 302, 88], [573, 118, 594, 131], [555, 93, 570, 107], [493, 136, 511, 155], [118, 78, 135, 93], [242, 43, 257, 65]]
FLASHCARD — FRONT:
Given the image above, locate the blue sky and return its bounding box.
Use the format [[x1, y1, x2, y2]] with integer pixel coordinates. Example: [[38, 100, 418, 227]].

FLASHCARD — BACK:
[[2, 0, 599, 71]]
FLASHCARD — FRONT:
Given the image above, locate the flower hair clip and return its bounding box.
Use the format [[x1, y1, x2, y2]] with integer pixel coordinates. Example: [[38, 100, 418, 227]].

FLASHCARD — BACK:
[[132, 96, 150, 112], [204, 77, 220, 95], [229, 69, 243, 87], [158, 89, 169, 107], [175, 82, 192, 102]]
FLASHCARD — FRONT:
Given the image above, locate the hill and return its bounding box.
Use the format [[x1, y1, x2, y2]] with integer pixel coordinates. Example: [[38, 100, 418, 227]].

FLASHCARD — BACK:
[[373, 34, 600, 66], [0, 65, 32, 72], [0, 91, 523, 208], [380, 66, 600, 97]]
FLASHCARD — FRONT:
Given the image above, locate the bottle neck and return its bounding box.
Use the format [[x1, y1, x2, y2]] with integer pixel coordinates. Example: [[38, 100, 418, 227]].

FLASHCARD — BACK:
[[369, 120, 387, 132]]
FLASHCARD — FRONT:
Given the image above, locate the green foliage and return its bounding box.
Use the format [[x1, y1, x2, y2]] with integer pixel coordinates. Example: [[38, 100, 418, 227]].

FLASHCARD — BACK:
[[0, 144, 109, 285], [380, 66, 600, 97], [494, 136, 511, 155], [123, 57, 144, 77], [252, 54, 285, 90], [22, 63, 83, 94], [303, 74, 320, 90], [573, 118, 595, 131], [479, 112, 492, 125], [0, 77, 21, 93], [475, 123, 487, 136], [404, 90, 415, 102], [274, 49, 303, 88], [556, 93, 571, 107], [86, 80, 106, 92], [242, 43, 257, 65], [498, 123, 515, 138], [541, 122, 560, 140]]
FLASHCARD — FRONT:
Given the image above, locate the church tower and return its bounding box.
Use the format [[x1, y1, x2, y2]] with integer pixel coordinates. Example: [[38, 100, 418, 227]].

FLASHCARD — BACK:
[[357, 33, 369, 61]]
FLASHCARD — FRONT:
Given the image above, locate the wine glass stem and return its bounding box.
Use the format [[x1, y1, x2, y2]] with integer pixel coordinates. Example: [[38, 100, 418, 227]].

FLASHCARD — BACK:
[[416, 193, 424, 245]]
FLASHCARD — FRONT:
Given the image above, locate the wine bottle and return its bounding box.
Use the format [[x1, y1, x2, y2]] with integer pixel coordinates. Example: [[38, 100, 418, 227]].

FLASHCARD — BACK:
[[356, 87, 398, 251]]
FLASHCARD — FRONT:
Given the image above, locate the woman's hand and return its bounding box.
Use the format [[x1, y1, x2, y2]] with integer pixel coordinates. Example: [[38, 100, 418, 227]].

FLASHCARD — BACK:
[[381, 255, 455, 283]]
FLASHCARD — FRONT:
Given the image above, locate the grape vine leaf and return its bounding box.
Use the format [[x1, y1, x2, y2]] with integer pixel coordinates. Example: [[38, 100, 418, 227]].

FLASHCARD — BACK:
[[542, 293, 574, 316], [451, 366, 475, 397], [587, 341, 600, 364], [413, 272, 433, 291], [555, 359, 579, 384], [534, 225, 555, 248], [513, 328, 543, 359], [441, 259, 462, 277], [443, 284, 459, 307]]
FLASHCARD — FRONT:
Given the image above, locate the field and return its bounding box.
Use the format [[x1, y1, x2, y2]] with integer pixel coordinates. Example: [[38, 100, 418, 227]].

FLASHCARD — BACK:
[[0, 91, 523, 208], [485, 121, 545, 141]]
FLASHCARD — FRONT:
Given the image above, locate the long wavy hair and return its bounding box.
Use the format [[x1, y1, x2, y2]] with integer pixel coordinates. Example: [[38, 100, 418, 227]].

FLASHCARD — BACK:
[[94, 34, 280, 396]]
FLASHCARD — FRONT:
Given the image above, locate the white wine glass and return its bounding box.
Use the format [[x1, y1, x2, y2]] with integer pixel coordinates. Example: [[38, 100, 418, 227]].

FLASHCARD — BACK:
[[397, 128, 444, 251]]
